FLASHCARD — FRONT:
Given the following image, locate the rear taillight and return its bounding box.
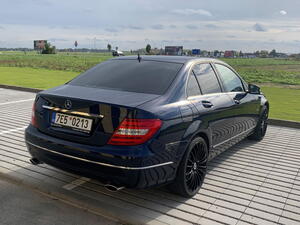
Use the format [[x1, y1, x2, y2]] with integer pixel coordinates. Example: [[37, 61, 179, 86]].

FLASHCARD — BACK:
[[31, 103, 37, 127], [108, 118, 162, 146]]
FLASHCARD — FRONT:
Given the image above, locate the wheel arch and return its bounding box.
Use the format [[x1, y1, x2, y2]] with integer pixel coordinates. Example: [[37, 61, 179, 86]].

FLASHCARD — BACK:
[[189, 130, 211, 155], [196, 132, 210, 150]]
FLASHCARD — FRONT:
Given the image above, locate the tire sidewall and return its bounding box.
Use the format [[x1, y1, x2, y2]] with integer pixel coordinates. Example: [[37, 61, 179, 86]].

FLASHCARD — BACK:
[[180, 136, 208, 197], [258, 106, 269, 137]]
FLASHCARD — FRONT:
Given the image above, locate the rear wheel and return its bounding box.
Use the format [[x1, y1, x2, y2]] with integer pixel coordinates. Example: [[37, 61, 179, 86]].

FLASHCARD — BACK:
[[248, 106, 268, 141], [169, 137, 208, 197]]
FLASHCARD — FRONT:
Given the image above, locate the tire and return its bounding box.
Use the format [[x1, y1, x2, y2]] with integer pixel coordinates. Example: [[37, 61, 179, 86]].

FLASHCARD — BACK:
[[248, 105, 268, 141], [169, 136, 208, 198]]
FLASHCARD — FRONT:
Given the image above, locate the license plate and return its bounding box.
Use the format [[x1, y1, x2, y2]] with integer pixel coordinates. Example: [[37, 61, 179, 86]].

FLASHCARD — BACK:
[[52, 112, 93, 132]]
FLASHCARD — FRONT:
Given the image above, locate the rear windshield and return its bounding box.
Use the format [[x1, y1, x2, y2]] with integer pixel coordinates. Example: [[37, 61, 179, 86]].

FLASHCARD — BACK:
[[68, 59, 182, 95]]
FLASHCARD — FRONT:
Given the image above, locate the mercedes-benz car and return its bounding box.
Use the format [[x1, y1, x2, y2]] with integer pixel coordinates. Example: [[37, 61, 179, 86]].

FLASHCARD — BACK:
[[25, 56, 269, 197]]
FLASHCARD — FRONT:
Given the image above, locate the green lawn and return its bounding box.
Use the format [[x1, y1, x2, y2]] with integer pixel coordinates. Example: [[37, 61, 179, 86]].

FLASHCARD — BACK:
[[0, 67, 78, 89], [0, 52, 111, 72], [261, 86, 300, 122], [223, 58, 300, 85]]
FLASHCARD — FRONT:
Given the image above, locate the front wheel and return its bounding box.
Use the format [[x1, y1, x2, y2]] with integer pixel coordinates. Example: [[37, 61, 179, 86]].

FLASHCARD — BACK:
[[169, 136, 208, 198], [248, 106, 268, 141]]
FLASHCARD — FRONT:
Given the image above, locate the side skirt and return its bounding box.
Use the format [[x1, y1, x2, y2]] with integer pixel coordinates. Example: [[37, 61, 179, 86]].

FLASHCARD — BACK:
[[208, 126, 256, 161]]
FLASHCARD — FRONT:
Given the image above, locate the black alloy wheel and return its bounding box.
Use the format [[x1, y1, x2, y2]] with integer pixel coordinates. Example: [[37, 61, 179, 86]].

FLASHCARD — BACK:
[[248, 106, 268, 141], [169, 136, 208, 197]]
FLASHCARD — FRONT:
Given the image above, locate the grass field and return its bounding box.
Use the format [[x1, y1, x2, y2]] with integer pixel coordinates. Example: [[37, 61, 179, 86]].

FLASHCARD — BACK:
[[223, 58, 300, 85], [0, 67, 78, 89], [1, 52, 300, 85], [0, 52, 299, 121], [0, 52, 111, 72], [261, 87, 300, 121]]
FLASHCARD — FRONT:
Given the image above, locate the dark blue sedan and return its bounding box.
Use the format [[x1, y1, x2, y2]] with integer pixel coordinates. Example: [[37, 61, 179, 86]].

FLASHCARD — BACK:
[[25, 56, 269, 197]]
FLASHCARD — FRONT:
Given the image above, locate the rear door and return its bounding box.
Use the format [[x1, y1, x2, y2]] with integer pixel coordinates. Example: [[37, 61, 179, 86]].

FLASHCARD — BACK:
[[186, 63, 236, 153], [213, 63, 260, 135]]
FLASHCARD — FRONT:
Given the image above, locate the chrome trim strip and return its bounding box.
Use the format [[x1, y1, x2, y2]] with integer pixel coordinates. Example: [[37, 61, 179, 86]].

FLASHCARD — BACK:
[[213, 125, 256, 148], [42, 105, 104, 118], [26, 141, 174, 170]]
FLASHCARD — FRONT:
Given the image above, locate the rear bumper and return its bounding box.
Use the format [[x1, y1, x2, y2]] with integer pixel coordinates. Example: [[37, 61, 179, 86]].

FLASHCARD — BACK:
[[25, 125, 176, 188]]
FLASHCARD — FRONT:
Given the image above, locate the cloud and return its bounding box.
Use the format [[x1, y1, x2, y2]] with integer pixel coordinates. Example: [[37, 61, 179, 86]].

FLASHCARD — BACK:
[[226, 35, 236, 38], [126, 40, 137, 44], [172, 9, 212, 17], [253, 23, 267, 32], [186, 24, 198, 29], [205, 24, 218, 29], [128, 25, 143, 30], [105, 28, 118, 32], [169, 25, 177, 29], [0, 26, 5, 30], [279, 10, 287, 16], [151, 24, 164, 30], [162, 40, 173, 43], [48, 38, 68, 42], [62, 26, 74, 30]]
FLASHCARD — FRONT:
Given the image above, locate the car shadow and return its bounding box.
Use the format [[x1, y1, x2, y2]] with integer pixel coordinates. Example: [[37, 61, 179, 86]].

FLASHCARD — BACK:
[[3, 137, 262, 224]]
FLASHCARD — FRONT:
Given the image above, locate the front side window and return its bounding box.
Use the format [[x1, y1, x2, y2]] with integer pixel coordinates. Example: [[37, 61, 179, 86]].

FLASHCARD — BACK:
[[193, 63, 222, 94], [215, 64, 244, 92]]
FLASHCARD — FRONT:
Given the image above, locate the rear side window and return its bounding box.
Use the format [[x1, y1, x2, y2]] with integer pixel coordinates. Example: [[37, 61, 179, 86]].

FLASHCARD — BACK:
[[187, 73, 201, 97], [69, 60, 183, 95], [193, 63, 221, 94], [215, 64, 244, 92]]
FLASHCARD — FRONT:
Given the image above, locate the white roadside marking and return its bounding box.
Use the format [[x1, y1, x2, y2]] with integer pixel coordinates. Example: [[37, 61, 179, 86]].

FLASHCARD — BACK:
[[0, 98, 34, 106], [0, 126, 27, 135], [63, 177, 91, 190]]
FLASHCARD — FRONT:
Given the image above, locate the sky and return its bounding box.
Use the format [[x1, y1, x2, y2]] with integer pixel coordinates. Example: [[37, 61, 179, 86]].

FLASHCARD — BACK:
[[0, 0, 300, 53]]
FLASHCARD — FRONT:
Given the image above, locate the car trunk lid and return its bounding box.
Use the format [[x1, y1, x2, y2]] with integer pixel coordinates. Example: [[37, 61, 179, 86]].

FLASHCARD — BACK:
[[35, 85, 159, 146]]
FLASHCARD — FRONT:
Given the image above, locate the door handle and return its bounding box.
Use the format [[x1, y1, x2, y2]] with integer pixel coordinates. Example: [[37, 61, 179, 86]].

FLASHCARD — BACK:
[[234, 99, 240, 104], [202, 100, 213, 108]]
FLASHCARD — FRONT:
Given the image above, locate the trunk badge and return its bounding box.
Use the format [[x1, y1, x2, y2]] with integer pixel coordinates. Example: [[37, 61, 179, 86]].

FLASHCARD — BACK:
[[64, 100, 72, 110]]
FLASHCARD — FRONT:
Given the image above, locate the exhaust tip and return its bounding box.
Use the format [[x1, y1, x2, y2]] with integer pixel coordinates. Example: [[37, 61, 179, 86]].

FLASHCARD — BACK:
[[30, 158, 41, 165], [104, 184, 125, 192]]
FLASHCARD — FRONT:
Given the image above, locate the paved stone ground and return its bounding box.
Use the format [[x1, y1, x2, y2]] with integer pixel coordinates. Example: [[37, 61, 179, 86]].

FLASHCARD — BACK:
[[0, 178, 119, 225], [0, 88, 299, 225]]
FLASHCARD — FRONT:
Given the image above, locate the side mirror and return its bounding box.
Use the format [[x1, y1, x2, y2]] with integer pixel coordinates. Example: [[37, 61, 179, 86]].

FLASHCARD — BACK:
[[248, 84, 261, 94]]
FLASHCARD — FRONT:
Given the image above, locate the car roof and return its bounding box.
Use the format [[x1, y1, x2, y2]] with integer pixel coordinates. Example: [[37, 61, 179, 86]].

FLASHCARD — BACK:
[[110, 55, 225, 64]]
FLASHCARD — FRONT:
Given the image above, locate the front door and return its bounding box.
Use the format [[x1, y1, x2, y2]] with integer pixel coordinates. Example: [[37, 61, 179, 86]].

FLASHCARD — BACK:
[[213, 63, 260, 137]]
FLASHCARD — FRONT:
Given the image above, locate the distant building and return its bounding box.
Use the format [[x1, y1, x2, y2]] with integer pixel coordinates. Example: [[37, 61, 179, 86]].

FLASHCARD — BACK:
[[224, 50, 235, 58], [165, 46, 183, 56], [34, 40, 47, 50]]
